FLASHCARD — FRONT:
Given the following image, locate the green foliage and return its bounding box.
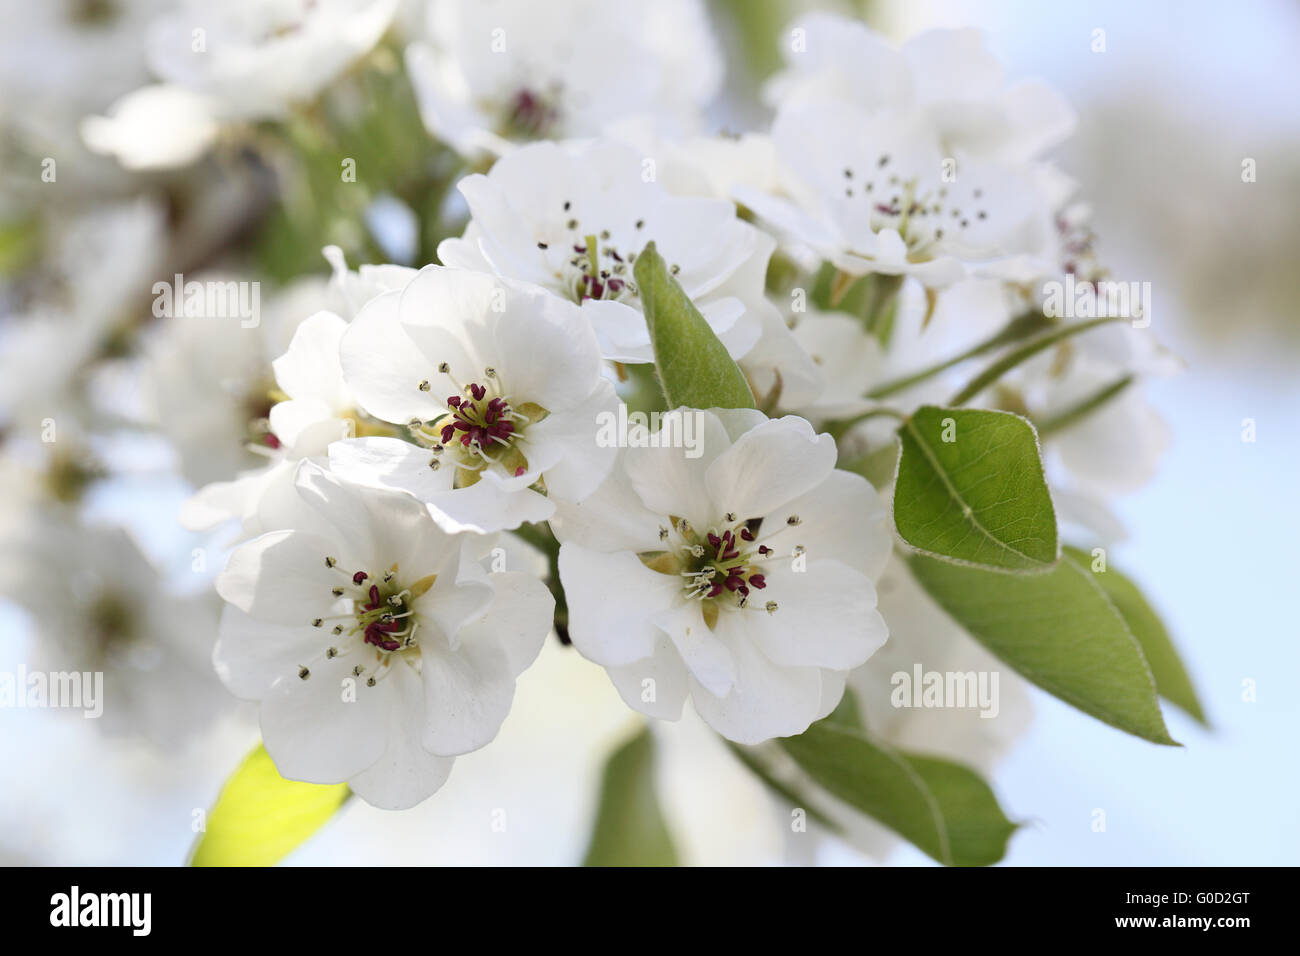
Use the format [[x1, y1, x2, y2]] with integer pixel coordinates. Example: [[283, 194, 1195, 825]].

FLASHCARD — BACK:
[[1067, 546, 1206, 725], [910, 551, 1179, 745], [780, 718, 1019, 866], [583, 726, 679, 866], [895, 406, 1059, 571], [634, 241, 755, 411]]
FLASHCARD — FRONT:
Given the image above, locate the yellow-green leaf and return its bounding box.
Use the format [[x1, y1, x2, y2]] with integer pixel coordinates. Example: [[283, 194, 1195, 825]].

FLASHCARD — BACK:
[[189, 744, 350, 867]]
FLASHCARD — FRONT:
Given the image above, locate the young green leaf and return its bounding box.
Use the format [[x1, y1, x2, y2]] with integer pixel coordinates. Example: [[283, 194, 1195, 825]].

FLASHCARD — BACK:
[[1066, 546, 1207, 725], [189, 744, 350, 866], [895, 406, 1059, 572], [582, 726, 679, 866], [909, 551, 1179, 745], [780, 720, 1019, 866], [633, 240, 755, 411]]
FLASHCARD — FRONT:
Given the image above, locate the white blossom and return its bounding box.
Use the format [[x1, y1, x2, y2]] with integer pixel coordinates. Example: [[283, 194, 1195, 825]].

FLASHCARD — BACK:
[[552, 408, 890, 744], [335, 264, 619, 532], [438, 140, 768, 363], [405, 0, 721, 156], [214, 462, 553, 808]]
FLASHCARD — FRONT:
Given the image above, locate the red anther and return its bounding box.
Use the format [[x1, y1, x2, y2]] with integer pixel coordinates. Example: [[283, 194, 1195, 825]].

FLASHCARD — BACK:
[[748, 574, 766, 589], [352, 571, 368, 585]]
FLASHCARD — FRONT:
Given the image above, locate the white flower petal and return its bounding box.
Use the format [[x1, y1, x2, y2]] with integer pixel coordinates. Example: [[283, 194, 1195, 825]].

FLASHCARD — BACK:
[[654, 600, 735, 698], [216, 529, 338, 626], [625, 408, 730, 531], [558, 542, 679, 666], [704, 415, 836, 519], [260, 658, 391, 784], [762, 468, 892, 579], [418, 635, 516, 757], [272, 310, 350, 407], [523, 379, 620, 503], [689, 612, 830, 744], [745, 560, 887, 671], [606, 638, 690, 720], [213, 604, 319, 699], [339, 289, 448, 425], [347, 663, 455, 809]]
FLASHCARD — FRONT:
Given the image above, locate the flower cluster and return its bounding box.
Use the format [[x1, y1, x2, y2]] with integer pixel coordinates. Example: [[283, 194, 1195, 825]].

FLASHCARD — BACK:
[[1, 1, 1186, 863]]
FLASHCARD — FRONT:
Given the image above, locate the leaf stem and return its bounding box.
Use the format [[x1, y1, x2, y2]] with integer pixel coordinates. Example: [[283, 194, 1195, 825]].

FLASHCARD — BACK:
[[866, 310, 1049, 399], [1034, 374, 1134, 437], [948, 316, 1127, 406]]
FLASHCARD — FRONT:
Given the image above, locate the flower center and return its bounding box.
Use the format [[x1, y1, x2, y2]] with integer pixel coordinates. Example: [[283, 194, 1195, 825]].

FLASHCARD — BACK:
[[839, 157, 994, 262], [565, 233, 636, 304], [536, 201, 667, 306], [71, 0, 120, 27], [442, 383, 517, 451], [300, 559, 437, 688], [499, 87, 561, 140], [87, 592, 135, 662], [411, 365, 548, 486], [642, 514, 795, 629]]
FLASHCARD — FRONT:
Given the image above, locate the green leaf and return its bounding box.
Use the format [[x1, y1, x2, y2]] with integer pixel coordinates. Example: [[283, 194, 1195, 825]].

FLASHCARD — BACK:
[[189, 744, 350, 867], [894, 406, 1059, 571], [780, 720, 1018, 866], [633, 241, 755, 411], [582, 726, 679, 866], [1066, 546, 1207, 725], [909, 551, 1179, 745]]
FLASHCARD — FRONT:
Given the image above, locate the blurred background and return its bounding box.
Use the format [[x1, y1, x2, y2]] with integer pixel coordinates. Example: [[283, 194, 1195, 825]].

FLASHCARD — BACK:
[[0, 0, 1296, 865]]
